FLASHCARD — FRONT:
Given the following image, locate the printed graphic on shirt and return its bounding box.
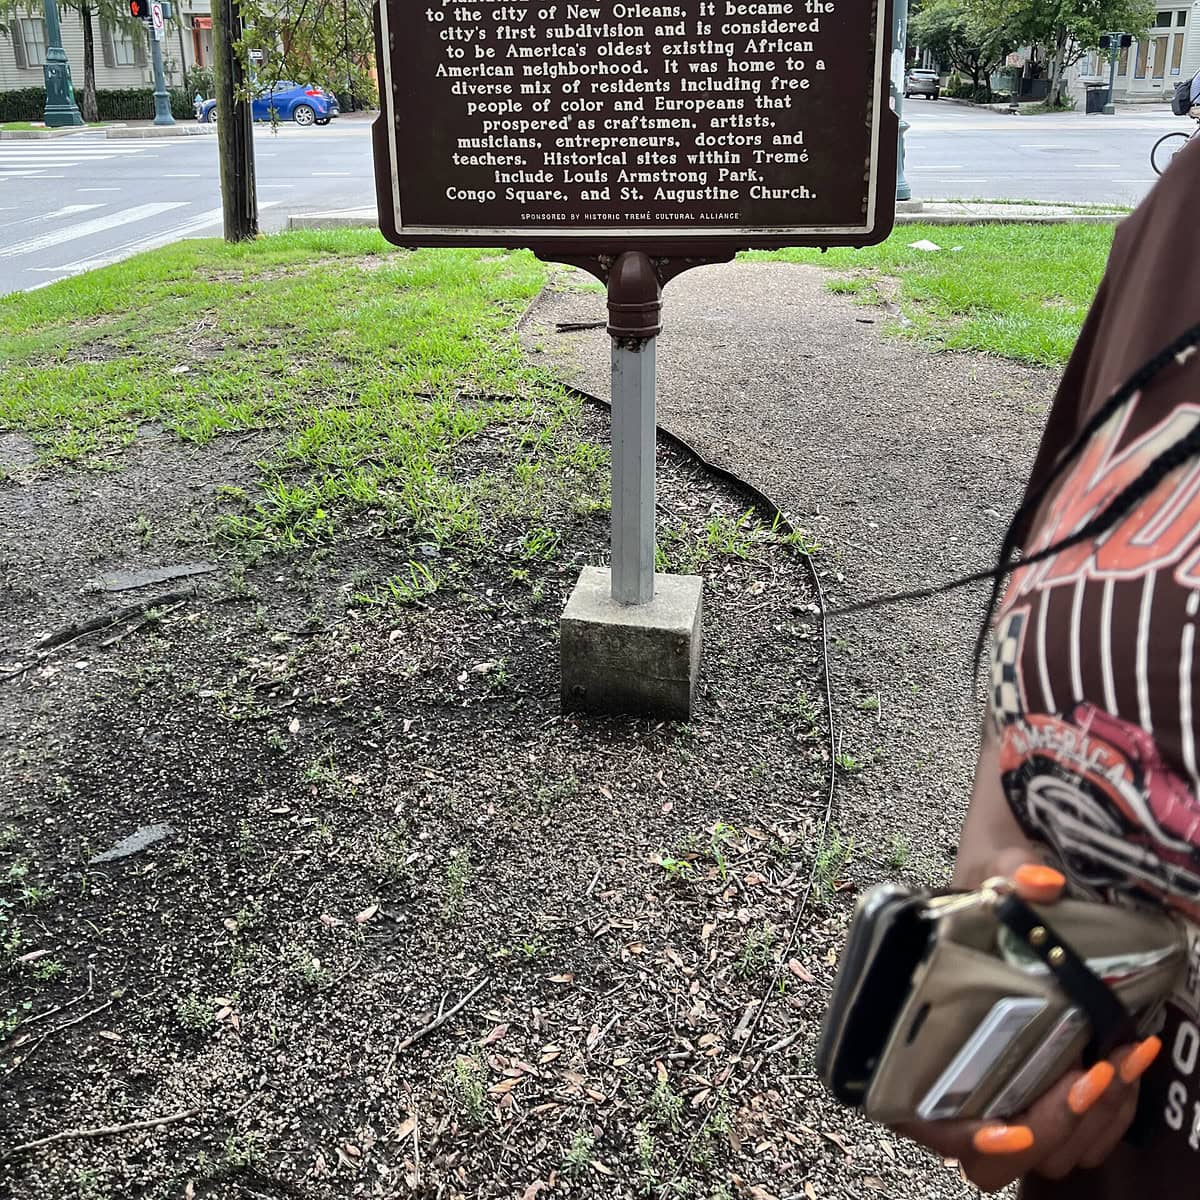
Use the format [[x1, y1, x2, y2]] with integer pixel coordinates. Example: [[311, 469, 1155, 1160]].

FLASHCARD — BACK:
[[996, 698, 1200, 921], [1013, 403, 1200, 595], [992, 401, 1200, 922], [990, 402, 1200, 1157]]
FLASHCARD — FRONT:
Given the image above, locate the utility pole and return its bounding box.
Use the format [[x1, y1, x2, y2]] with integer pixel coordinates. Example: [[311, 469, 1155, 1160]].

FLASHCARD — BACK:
[[341, 0, 355, 112], [41, 0, 85, 127], [212, 0, 257, 241]]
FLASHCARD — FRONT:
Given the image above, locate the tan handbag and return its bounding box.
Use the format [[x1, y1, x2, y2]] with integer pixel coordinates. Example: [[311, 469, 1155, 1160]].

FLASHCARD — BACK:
[[817, 881, 1186, 1124]]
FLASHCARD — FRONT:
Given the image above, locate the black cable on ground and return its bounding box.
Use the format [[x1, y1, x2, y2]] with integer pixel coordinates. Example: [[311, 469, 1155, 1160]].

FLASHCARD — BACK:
[[561, 382, 840, 1054]]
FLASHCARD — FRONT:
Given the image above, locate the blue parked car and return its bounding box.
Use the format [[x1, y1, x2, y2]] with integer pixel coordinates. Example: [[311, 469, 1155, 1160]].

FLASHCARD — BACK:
[[198, 81, 340, 127]]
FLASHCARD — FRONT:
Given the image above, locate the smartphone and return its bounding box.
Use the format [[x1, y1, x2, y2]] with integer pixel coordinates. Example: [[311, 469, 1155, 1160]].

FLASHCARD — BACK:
[[816, 883, 930, 1107]]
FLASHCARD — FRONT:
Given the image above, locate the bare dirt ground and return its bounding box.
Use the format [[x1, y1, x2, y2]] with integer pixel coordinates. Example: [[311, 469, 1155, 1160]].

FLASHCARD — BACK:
[[0, 263, 1058, 1200]]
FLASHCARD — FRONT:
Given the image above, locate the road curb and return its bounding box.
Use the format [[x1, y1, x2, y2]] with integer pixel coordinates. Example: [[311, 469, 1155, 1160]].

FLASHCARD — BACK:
[[895, 212, 1124, 225], [288, 213, 377, 230], [0, 127, 94, 139], [105, 125, 215, 139]]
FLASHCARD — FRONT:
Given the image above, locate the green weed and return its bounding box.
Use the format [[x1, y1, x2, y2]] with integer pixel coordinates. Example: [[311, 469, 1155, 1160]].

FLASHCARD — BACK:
[[648, 1078, 684, 1129], [222, 1130, 266, 1170], [175, 993, 212, 1031], [564, 1129, 595, 1175], [443, 849, 471, 920], [450, 1053, 487, 1126], [32, 958, 65, 983], [814, 828, 853, 902], [657, 855, 696, 884], [735, 921, 776, 979], [283, 942, 330, 989]]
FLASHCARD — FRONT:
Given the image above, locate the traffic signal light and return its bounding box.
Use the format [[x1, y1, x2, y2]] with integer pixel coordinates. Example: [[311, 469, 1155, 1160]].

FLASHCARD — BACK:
[[129, 0, 150, 17]]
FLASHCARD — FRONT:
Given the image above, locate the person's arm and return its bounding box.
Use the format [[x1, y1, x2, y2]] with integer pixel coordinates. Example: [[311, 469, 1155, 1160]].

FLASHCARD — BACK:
[[891, 718, 1151, 1193], [953, 717, 1052, 890]]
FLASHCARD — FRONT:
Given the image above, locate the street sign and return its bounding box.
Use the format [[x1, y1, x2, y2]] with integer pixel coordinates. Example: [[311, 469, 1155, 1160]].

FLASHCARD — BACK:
[[151, 1, 164, 40], [249, 48, 264, 63], [372, 0, 897, 256]]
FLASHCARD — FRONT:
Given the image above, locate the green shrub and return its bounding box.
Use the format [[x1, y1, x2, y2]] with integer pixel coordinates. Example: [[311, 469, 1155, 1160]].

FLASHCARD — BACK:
[[0, 87, 195, 122], [0, 88, 45, 122], [185, 65, 215, 100], [944, 76, 993, 103]]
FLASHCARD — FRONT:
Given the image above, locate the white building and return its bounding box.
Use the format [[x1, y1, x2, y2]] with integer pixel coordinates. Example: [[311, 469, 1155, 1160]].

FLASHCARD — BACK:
[[0, 3, 213, 96], [1069, 1, 1200, 105]]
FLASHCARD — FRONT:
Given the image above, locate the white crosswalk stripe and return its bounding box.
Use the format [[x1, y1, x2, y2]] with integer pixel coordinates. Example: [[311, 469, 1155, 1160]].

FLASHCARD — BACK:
[[0, 202, 187, 259], [0, 139, 178, 175], [0, 203, 104, 233], [34, 202, 280, 276]]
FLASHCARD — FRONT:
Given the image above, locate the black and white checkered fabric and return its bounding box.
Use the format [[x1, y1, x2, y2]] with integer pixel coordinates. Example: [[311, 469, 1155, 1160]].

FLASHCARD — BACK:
[[992, 610, 1026, 722]]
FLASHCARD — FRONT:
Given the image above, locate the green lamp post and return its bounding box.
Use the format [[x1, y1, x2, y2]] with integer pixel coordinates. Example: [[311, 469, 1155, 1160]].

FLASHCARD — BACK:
[[42, 0, 85, 127], [892, 0, 911, 202]]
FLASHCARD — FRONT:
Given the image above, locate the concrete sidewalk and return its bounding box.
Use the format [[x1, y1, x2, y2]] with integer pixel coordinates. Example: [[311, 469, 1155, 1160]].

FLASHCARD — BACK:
[[287, 199, 1128, 231]]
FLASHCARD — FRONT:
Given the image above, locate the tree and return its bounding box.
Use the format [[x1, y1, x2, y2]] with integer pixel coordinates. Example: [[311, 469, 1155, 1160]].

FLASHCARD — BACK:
[[910, 0, 1013, 98], [980, 0, 1154, 106], [63, 0, 118, 123], [235, 0, 376, 108], [1, 0, 149, 123]]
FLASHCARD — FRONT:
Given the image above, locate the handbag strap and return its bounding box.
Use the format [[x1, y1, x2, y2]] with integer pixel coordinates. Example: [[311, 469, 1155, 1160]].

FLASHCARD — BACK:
[[995, 893, 1138, 1061]]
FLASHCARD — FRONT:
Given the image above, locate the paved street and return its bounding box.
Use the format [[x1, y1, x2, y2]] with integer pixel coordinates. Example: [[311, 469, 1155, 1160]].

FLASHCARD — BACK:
[[903, 100, 1182, 205], [0, 103, 1191, 295], [0, 118, 373, 296]]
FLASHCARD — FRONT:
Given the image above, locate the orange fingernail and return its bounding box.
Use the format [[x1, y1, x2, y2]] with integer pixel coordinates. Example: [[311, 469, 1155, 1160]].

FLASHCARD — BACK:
[[1013, 864, 1067, 900], [1120, 1037, 1162, 1085], [1068, 1061, 1116, 1115], [972, 1125, 1035, 1155]]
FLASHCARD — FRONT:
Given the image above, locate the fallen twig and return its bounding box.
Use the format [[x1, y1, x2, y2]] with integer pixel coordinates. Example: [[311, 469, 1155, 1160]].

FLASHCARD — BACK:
[[6, 999, 114, 1075], [99, 600, 188, 649], [3, 1107, 199, 1158], [35, 999, 113, 1043], [395, 977, 488, 1054], [34, 588, 196, 652], [586, 1014, 619, 1056], [10, 967, 94, 1034], [2, 589, 196, 682], [322, 957, 363, 992], [411, 1103, 421, 1188]]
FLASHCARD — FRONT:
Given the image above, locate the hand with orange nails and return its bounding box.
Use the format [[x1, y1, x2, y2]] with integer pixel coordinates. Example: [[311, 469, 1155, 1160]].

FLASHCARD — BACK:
[[894, 853, 1163, 1194]]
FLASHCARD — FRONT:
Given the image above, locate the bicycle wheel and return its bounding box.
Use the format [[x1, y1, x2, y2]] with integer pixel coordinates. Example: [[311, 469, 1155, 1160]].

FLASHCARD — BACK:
[[1151, 130, 1191, 175]]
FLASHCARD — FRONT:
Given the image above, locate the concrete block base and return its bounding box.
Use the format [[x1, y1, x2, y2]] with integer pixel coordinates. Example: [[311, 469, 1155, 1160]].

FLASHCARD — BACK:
[[560, 566, 703, 719]]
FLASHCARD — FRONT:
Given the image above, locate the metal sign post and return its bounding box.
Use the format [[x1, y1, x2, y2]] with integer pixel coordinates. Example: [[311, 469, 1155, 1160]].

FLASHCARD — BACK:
[[1099, 33, 1130, 115], [148, 3, 175, 126], [608, 253, 661, 607], [371, 0, 898, 717]]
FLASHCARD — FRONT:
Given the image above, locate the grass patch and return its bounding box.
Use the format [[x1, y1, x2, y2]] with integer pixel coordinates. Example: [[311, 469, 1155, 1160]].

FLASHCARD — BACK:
[[745, 223, 1113, 366], [0, 230, 564, 549], [0, 121, 100, 131]]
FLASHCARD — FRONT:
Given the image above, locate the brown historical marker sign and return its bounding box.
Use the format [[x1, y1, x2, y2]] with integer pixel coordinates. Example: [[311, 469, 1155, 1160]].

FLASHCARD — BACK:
[[373, 0, 897, 256]]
